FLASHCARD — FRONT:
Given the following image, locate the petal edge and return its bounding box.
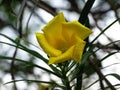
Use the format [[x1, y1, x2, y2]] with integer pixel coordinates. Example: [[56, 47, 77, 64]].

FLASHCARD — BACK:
[[72, 37, 86, 62], [49, 45, 75, 64], [35, 32, 62, 56]]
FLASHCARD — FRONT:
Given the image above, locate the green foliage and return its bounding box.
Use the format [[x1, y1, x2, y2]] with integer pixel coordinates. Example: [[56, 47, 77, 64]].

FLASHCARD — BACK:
[[0, 0, 120, 90]]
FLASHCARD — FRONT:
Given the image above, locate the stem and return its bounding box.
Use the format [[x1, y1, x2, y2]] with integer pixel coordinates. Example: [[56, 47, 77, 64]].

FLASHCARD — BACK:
[[98, 72, 105, 90], [10, 1, 26, 90], [60, 63, 71, 90], [10, 47, 18, 90], [62, 76, 71, 90], [75, 64, 84, 90], [79, 0, 95, 25]]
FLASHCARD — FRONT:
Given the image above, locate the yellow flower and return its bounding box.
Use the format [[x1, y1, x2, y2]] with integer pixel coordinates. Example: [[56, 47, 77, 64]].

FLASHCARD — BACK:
[[36, 13, 92, 64]]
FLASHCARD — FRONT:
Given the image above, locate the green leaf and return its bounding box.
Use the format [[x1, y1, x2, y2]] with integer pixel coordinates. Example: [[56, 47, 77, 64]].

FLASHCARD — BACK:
[[3, 79, 65, 89], [83, 79, 99, 90], [0, 33, 62, 78], [107, 73, 120, 81], [70, 51, 92, 82], [0, 56, 61, 78], [100, 51, 119, 62], [0, 35, 48, 63], [91, 18, 120, 44], [3, 79, 54, 85], [79, 0, 95, 25], [75, 0, 95, 87], [88, 40, 120, 60], [102, 63, 120, 70]]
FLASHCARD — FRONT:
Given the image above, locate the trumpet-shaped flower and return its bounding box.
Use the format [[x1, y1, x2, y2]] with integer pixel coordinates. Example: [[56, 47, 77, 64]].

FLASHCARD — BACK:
[[36, 13, 92, 64]]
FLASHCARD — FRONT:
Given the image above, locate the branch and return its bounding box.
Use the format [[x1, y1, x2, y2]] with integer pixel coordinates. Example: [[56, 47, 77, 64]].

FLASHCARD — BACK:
[[30, 0, 56, 16], [88, 58, 116, 90], [10, 0, 26, 90]]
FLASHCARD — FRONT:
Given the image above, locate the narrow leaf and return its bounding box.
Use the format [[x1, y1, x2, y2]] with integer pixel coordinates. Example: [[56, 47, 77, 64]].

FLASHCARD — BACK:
[[107, 73, 120, 81], [91, 18, 120, 44], [0, 56, 61, 77]]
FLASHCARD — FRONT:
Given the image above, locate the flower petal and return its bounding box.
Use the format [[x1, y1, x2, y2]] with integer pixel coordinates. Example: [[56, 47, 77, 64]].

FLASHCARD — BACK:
[[42, 13, 66, 49], [62, 21, 92, 42], [48, 45, 75, 64], [72, 37, 86, 62], [36, 33, 62, 56]]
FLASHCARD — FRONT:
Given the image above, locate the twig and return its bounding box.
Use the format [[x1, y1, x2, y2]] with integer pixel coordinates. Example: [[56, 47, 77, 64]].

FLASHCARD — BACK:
[[99, 77, 105, 90], [17, 0, 27, 38], [106, 0, 120, 24], [10, 47, 18, 90], [88, 59, 116, 90], [26, 3, 47, 23], [10, 0, 26, 90], [30, 0, 56, 16]]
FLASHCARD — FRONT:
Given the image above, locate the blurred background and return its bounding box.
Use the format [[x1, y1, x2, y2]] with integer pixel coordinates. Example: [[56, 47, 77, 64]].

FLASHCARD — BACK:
[[0, 0, 120, 90]]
